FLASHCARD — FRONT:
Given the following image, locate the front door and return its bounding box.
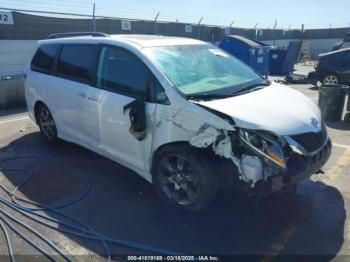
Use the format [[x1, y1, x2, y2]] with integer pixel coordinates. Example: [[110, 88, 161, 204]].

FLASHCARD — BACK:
[[94, 45, 156, 171]]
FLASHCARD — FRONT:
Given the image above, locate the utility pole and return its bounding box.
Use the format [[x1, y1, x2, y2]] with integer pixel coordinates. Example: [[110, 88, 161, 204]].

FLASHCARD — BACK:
[[154, 12, 160, 34], [92, 2, 96, 32], [198, 17, 203, 39]]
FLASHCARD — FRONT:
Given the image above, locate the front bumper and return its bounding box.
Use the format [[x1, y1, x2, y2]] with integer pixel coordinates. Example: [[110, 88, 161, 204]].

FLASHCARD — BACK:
[[307, 71, 321, 85], [268, 139, 332, 192]]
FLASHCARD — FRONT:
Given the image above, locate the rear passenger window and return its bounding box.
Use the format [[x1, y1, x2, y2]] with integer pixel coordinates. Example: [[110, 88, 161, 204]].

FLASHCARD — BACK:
[[31, 44, 58, 74], [57, 44, 99, 85], [97, 47, 150, 97]]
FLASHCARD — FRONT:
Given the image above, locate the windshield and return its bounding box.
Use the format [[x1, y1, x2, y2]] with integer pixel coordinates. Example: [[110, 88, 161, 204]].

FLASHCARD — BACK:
[[144, 44, 266, 97]]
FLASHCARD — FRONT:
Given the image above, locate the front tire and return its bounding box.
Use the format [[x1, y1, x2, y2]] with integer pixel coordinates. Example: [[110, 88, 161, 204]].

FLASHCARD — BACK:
[[153, 145, 219, 211], [323, 75, 339, 86], [37, 104, 59, 143]]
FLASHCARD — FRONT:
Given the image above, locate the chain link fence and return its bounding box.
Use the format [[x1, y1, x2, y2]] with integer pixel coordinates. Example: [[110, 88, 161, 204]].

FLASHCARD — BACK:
[[0, 9, 349, 42]]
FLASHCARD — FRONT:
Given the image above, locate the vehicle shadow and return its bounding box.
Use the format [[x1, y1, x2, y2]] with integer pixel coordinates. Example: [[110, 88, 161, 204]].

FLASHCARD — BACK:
[[0, 132, 345, 259]]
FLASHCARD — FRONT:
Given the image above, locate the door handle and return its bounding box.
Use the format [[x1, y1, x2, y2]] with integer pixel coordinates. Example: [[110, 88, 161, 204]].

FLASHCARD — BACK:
[[88, 96, 100, 103], [77, 92, 86, 98]]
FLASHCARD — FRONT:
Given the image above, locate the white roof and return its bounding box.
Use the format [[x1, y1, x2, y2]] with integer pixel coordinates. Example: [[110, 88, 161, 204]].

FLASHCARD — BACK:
[[39, 34, 205, 48], [109, 34, 204, 47]]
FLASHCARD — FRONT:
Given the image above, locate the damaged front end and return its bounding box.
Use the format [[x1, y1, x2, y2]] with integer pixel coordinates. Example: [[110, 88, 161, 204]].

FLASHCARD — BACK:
[[190, 121, 332, 195]]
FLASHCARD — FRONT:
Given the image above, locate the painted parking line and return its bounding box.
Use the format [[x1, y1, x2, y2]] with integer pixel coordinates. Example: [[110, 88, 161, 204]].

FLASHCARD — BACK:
[[333, 143, 350, 149], [261, 204, 311, 262], [0, 116, 30, 125], [261, 146, 350, 261]]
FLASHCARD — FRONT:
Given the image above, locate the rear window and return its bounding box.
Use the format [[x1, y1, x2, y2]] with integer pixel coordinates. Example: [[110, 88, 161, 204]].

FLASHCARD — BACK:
[[31, 44, 59, 74], [57, 44, 99, 85]]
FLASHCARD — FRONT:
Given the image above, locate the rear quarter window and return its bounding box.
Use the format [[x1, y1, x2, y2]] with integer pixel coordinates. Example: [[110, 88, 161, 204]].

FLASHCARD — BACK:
[[31, 44, 59, 74], [57, 44, 99, 85]]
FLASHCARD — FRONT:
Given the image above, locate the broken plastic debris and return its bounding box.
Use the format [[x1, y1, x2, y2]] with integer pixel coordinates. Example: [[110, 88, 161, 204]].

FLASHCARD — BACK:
[[190, 126, 219, 148], [240, 155, 264, 186]]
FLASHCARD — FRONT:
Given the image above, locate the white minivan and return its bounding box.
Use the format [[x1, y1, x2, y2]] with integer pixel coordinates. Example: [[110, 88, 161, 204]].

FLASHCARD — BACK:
[[25, 33, 331, 211]]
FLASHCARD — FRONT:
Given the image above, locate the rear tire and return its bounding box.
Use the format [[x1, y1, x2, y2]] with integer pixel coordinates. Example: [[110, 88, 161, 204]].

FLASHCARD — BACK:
[[152, 144, 219, 211], [37, 104, 59, 143]]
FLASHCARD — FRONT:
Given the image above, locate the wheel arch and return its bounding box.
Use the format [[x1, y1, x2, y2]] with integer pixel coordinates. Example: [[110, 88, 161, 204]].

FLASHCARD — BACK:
[[150, 141, 222, 183], [322, 71, 340, 84]]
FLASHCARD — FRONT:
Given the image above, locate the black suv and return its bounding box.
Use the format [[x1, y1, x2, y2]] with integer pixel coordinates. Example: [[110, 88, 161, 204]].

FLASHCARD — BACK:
[[308, 48, 350, 86]]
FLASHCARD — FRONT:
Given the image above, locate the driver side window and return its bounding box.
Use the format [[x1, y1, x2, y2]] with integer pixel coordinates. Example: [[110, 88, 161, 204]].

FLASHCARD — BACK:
[[97, 46, 150, 98]]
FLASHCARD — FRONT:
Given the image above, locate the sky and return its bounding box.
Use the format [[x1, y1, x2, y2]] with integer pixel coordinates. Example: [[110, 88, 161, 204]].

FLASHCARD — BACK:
[[0, 0, 349, 29]]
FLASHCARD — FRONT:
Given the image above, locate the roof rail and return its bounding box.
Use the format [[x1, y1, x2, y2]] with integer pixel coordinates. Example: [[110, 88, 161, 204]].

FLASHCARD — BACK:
[[47, 32, 109, 39]]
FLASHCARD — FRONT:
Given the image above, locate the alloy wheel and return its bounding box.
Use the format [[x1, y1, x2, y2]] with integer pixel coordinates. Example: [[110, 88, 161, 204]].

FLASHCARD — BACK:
[[323, 75, 338, 86], [39, 106, 56, 140], [158, 154, 201, 206]]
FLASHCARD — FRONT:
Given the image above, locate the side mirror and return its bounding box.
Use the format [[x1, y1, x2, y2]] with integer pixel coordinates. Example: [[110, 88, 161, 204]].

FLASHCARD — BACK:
[[123, 99, 147, 141], [128, 99, 146, 133]]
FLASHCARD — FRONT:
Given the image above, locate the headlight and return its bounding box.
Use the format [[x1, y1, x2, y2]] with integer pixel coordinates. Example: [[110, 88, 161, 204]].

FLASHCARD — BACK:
[[239, 129, 286, 169]]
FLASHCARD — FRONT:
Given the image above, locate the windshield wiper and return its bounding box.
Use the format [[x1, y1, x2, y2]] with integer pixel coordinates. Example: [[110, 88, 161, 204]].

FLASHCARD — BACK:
[[186, 93, 231, 101], [232, 81, 271, 96]]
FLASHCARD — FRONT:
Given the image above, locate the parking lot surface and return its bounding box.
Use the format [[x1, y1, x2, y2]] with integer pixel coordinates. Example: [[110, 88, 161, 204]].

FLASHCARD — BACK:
[[0, 77, 350, 260]]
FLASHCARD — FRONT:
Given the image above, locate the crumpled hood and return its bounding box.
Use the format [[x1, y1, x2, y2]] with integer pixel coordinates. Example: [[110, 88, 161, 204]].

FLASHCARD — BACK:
[[196, 82, 322, 136]]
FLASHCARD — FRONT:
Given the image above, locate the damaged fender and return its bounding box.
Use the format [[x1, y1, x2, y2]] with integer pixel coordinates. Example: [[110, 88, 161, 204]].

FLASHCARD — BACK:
[[189, 126, 242, 175], [151, 102, 265, 187]]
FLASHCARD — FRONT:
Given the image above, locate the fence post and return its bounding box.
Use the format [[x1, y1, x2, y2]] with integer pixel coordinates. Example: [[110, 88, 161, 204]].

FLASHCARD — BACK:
[[288, 24, 291, 39], [198, 17, 203, 39], [92, 2, 96, 32], [273, 19, 277, 46], [229, 20, 235, 35], [154, 12, 160, 34]]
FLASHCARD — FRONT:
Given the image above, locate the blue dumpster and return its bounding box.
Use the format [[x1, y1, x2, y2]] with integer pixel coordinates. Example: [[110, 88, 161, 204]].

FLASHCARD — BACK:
[[269, 41, 302, 75], [218, 35, 270, 75], [269, 49, 287, 75]]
